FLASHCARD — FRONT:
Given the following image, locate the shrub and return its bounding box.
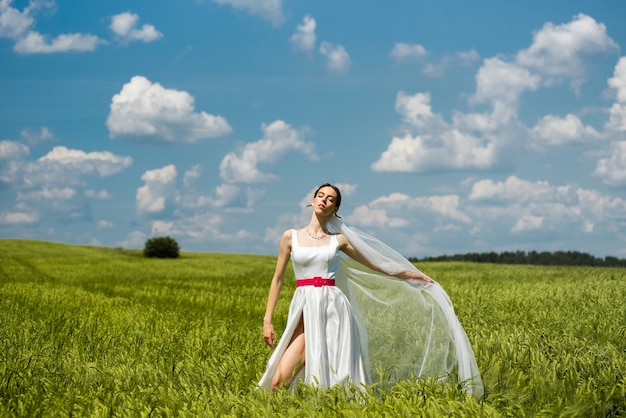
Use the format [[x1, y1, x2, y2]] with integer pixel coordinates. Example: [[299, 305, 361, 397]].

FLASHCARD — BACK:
[[143, 236, 180, 259]]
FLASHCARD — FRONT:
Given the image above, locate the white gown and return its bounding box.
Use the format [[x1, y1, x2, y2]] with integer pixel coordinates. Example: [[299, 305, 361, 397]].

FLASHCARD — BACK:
[[258, 220, 484, 397], [257, 230, 368, 390]]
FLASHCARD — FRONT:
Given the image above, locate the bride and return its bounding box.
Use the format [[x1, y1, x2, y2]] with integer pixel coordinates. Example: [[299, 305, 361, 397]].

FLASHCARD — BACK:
[[257, 183, 483, 397]]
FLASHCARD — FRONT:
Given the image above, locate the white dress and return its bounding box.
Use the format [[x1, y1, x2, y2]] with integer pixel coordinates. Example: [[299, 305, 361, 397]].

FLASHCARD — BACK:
[[258, 219, 484, 397], [257, 230, 367, 390]]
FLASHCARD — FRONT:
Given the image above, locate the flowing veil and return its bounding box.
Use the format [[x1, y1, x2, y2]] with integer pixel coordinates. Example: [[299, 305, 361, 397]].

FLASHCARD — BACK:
[[326, 216, 483, 397]]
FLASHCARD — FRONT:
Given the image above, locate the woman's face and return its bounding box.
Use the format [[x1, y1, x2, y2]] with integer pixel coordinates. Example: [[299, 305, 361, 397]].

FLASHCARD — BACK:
[[312, 186, 339, 217]]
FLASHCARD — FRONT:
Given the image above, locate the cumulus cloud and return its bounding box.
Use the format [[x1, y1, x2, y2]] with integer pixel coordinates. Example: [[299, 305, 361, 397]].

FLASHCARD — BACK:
[[14, 31, 102, 54], [110, 12, 162, 43], [290, 15, 316, 52], [20, 126, 54, 147], [373, 14, 617, 174], [150, 213, 255, 247], [372, 92, 504, 172], [0, 141, 132, 230], [183, 164, 202, 188], [85, 189, 112, 199], [462, 175, 624, 241], [220, 120, 317, 183], [511, 214, 544, 233], [346, 192, 471, 230], [516, 13, 618, 82], [116, 230, 147, 249], [472, 57, 541, 105], [17, 186, 75, 201], [136, 164, 177, 214], [422, 49, 481, 77], [97, 220, 114, 229], [0, 210, 39, 225], [320, 42, 351, 75], [469, 176, 569, 202], [107, 76, 232, 143], [212, 0, 284, 26], [593, 141, 626, 186], [530, 114, 602, 148], [39, 146, 133, 177], [606, 57, 626, 132], [0, 0, 38, 39], [0, 140, 29, 160], [390, 42, 427, 62]]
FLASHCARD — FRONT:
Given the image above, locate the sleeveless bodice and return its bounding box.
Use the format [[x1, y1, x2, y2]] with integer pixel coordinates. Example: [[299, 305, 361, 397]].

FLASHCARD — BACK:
[[291, 229, 339, 279]]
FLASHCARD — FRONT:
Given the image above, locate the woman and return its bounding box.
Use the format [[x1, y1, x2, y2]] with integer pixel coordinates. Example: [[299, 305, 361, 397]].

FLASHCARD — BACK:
[[258, 183, 483, 396]]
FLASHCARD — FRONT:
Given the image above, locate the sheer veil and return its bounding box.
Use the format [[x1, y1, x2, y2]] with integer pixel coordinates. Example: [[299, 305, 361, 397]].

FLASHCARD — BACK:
[[326, 216, 483, 397]]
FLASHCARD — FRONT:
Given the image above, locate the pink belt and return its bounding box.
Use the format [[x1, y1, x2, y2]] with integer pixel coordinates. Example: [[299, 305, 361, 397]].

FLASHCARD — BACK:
[[296, 276, 335, 287]]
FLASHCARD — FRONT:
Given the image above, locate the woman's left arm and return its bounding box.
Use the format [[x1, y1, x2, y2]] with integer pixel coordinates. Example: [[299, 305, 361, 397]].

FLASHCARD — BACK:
[[337, 234, 434, 283]]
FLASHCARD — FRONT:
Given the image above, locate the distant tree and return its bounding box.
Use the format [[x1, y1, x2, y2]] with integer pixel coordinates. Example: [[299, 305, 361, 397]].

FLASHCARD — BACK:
[[143, 236, 180, 259], [410, 250, 626, 267]]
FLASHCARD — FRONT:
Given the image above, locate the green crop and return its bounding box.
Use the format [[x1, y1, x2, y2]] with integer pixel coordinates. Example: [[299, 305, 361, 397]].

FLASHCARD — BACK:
[[1, 239, 624, 417]]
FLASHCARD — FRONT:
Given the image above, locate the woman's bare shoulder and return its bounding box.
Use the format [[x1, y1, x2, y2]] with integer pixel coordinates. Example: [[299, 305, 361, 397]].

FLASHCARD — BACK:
[[334, 232, 349, 247]]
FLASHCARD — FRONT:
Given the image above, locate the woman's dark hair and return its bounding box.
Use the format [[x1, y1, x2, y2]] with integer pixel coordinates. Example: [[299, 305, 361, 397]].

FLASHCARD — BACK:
[[313, 183, 342, 217]]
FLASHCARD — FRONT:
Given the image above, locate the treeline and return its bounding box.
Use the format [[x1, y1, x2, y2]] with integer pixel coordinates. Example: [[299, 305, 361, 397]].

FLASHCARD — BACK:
[[410, 250, 626, 267]]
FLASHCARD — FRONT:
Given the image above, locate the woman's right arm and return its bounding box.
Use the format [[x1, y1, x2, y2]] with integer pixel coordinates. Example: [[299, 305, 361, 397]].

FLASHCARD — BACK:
[[263, 229, 292, 349]]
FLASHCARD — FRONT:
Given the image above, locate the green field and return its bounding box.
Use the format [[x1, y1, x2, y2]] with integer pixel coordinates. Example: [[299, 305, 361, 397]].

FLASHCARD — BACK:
[[1, 239, 625, 417]]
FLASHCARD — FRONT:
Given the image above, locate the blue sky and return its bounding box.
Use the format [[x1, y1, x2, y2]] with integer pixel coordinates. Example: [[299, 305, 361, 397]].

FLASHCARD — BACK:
[[2, 0, 626, 258]]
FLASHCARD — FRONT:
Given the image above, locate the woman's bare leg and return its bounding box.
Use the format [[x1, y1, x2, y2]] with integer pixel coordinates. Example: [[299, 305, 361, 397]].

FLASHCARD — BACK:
[[271, 316, 305, 391]]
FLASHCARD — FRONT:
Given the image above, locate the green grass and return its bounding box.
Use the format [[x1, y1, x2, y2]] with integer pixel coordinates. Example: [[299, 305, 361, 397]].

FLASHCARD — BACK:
[[1, 239, 625, 417]]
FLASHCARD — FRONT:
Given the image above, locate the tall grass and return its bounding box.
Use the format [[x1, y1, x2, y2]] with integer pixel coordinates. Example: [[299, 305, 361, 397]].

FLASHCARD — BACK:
[[1, 239, 624, 417]]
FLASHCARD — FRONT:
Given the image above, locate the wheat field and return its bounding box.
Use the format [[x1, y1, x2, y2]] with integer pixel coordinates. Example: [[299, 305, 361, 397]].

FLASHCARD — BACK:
[[1, 239, 624, 417]]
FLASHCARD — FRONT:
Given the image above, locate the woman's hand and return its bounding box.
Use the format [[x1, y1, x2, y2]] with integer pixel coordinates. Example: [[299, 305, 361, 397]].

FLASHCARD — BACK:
[[263, 321, 275, 349], [398, 270, 435, 283]]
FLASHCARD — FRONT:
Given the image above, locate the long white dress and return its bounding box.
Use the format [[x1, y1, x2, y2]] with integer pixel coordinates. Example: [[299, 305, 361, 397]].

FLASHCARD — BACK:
[[258, 220, 484, 397], [257, 230, 368, 389]]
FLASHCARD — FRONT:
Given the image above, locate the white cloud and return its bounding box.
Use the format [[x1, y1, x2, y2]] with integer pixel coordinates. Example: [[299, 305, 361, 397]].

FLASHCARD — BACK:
[[593, 141, 626, 186], [110, 12, 162, 43], [516, 13, 618, 81], [608, 57, 626, 103], [350, 205, 408, 228], [20, 126, 54, 146], [117, 230, 147, 249], [395, 91, 437, 129], [212, 0, 284, 26], [39, 146, 133, 176], [183, 164, 202, 188], [107, 76, 232, 143], [457, 49, 480, 66], [85, 189, 112, 199], [14, 31, 102, 54], [373, 14, 617, 175], [0, 210, 38, 224], [390, 42, 427, 62], [151, 220, 174, 236], [511, 214, 544, 233], [0, 145, 132, 192], [371, 130, 498, 173], [18, 186, 75, 201], [290, 15, 316, 52], [606, 57, 626, 132], [97, 220, 114, 229], [136, 164, 177, 214], [220, 120, 317, 183], [531, 114, 602, 149], [422, 49, 480, 78], [469, 176, 574, 203], [320, 42, 351, 75], [472, 57, 541, 105], [151, 212, 255, 245], [347, 192, 471, 230], [0, 0, 36, 39], [0, 140, 29, 159]]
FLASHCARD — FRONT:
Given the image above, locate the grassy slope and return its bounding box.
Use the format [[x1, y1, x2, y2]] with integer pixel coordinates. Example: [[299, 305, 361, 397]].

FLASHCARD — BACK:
[[1, 239, 625, 417]]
